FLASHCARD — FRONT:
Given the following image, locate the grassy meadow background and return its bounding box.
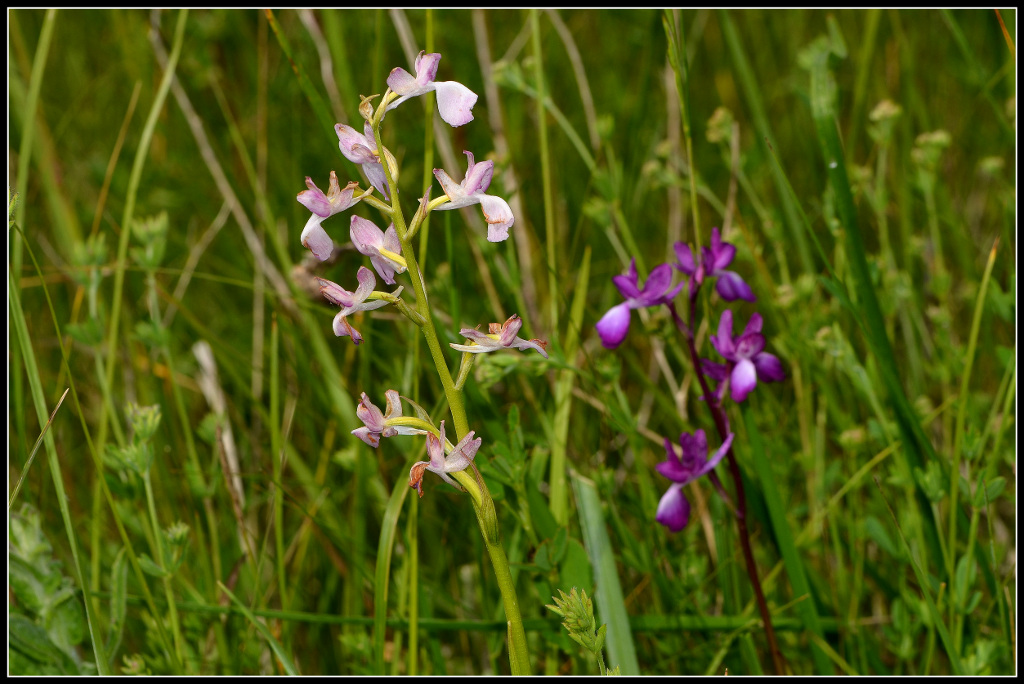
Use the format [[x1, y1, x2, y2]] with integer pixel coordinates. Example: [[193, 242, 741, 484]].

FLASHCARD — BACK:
[[8, 8, 1016, 675]]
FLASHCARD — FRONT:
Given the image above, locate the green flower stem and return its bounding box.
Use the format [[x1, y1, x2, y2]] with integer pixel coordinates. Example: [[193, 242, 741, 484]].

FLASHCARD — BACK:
[[369, 123, 468, 438], [369, 118, 529, 674], [452, 469, 531, 675]]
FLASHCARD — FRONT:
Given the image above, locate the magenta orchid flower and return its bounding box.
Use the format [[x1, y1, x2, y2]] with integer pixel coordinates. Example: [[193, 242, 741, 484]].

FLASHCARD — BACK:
[[433, 151, 514, 242], [408, 420, 483, 498], [450, 314, 549, 358], [595, 259, 684, 349], [349, 216, 407, 285], [705, 310, 785, 402], [386, 51, 478, 128], [317, 266, 402, 345], [674, 227, 755, 302], [296, 171, 368, 261], [336, 122, 391, 199], [351, 389, 427, 447], [655, 430, 734, 532]]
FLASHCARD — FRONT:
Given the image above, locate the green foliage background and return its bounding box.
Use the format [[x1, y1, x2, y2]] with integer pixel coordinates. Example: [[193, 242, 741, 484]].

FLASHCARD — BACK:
[[8, 8, 1016, 675]]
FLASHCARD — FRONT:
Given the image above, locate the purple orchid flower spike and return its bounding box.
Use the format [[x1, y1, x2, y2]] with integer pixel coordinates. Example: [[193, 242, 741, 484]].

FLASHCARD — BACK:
[[655, 430, 734, 532], [674, 227, 755, 302], [349, 216, 407, 285], [296, 171, 368, 261], [351, 389, 427, 447], [317, 266, 402, 345], [450, 314, 549, 358], [408, 420, 483, 498], [336, 122, 392, 199], [433, 151, 514, 242], [707, 310, 785, 402], [595, 259, 684, 349], [386, 51, 478, 128]]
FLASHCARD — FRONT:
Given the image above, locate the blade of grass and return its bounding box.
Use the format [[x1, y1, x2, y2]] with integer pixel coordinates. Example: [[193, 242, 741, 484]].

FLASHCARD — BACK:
[[264, 9, 338, 142], [741, 404, 833, 674], [663, 10, 701, 244], [9, 268, 109, 675], [12, 8, 59, 284], [373, 469, 411, 675], [717, 9, 814, 275], [13, 224, 182, 672], [872, 477, 963, 675], [549, 246, 590, 525], [571, 471, 639, 675], [9, 387, 68, 510], [806, 34, 950, 577], [97, 6, 188, 490], [218, 582, 299, 675], [948, 238, 999, 619], [530, 9, 558, 334], [269, 316, 288, 614]]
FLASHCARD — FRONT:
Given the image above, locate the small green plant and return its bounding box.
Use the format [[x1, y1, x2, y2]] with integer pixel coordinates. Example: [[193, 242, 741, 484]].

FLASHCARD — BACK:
[[546, 588, 620, 675], [9, 505, 95, 675]]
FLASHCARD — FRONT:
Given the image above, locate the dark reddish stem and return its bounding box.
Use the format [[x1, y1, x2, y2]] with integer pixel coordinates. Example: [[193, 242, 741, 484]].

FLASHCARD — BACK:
[[669, 299, 786, 676]]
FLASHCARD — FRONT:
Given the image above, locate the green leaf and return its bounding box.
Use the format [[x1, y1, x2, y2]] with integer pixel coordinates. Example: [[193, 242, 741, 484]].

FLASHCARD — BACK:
[[64, 317, 105, 347], [534, 527, 569, 572], [8, 554, 54, 615], [525, 471, 559, 541], [9, 505, 53, 564], [44, 578, 88, 654], [8, 613, 80, 674], [954, 555, 978, 608], [136, 554, 170, 579], [559, 537, 594, 595], [864, 515, 901, 559], [976, 477, 1006, 507], [571, 471, 639, 675]]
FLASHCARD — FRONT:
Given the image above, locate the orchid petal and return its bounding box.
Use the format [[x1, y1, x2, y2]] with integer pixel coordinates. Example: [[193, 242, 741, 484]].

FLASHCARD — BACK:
[[300, 215, 334, 261], [715, 270, 756, 302], [712, 310, 736, 359], [595, 302, 632, 349], [673, 241, 696, 275], [461, 152, 492, 194], [655, 483, 691, 532], [297, 176, 332, 216], [611, 259, 642, 299], [352, 427, 379, 448], [332, 312, 364, 344], [656, 438, 688, 481], [695, 432, 734, 478], [735, 332, 766, 360], [730, 358, 758, 402], [433, 167, 467, 204], [478, 194, 514, 242], [434, 81, 478, 127], [753, 352, 786, 382]]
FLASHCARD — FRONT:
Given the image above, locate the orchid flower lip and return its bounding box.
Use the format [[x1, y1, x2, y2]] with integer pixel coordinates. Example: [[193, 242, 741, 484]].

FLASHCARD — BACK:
[[385, 51, 478, 127], [408, 420, 482, 497], [350, 216, 406, 285], [655, 430, 734, 533], [432, 151, 514, 242], [296, 171, 367, 262], [708, 309, 785, 402], [449, 314, 549, 358]]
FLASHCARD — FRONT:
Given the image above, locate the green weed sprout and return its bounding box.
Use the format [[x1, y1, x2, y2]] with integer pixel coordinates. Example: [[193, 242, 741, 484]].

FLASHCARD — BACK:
[[546, 588, 620, 676]]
